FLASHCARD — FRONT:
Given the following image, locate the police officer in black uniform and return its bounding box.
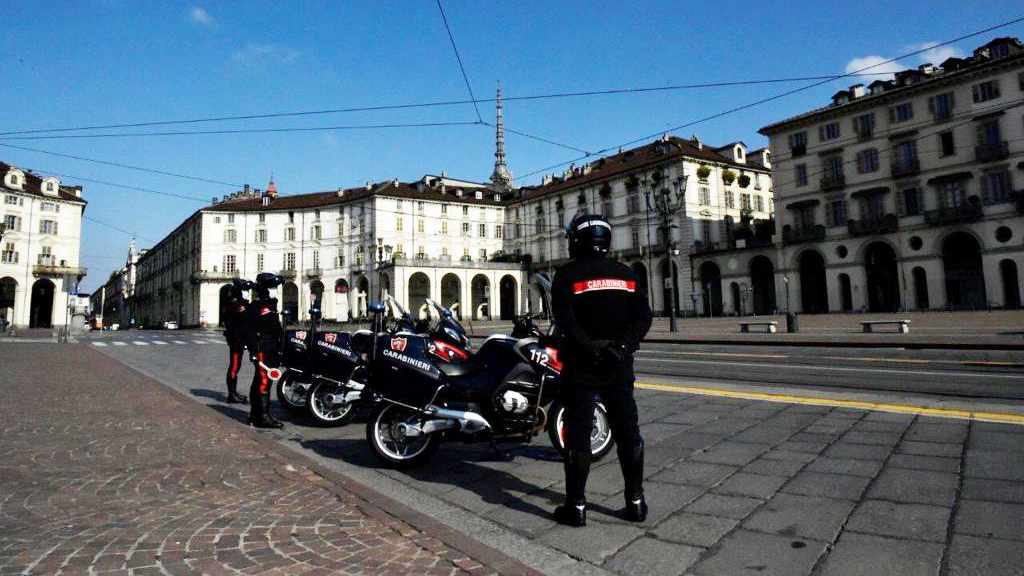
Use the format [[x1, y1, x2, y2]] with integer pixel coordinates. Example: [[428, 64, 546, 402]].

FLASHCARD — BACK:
[[245, 273, 285, 429], [551, 213, 653, 527], [223, 279, 254, 404]]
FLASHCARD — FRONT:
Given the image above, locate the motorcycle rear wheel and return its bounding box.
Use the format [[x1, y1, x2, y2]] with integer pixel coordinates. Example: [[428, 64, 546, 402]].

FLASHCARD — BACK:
[[366, 402, 440, 468], [547, 400, 614, 461], [276, 372, 309, 412], [307, 380, 358, 427]]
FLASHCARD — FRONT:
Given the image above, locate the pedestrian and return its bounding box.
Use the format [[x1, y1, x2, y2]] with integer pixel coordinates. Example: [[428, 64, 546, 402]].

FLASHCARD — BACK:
[[222, 279, 253, 404], [550, 213, 653, 527], [245, 273, 286, 429]]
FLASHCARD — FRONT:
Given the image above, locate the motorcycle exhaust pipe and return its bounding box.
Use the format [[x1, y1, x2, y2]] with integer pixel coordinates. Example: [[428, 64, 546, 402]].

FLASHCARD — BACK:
[[398, 419, 458, 437], [424, 405, 491, 433], [323, 376, 366, 406]]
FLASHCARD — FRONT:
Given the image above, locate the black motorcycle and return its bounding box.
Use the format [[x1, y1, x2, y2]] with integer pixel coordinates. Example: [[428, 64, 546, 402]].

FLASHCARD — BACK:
[[363, 299, 613, 468], [277, 304, 373, 426]]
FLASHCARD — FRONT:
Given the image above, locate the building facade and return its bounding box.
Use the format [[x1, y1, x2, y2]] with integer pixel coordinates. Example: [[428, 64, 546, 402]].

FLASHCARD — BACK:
[[0, 163, 87, 329], [505, 135, 773, 316], [132, 177, 526, 328], [90, 240, 142, 328], [725, 37, 1024, 315]]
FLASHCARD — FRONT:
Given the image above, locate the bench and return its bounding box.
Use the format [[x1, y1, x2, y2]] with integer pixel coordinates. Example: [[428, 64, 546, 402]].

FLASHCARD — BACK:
[[861, 319, 911, 333], [740, 321, 778, 334]]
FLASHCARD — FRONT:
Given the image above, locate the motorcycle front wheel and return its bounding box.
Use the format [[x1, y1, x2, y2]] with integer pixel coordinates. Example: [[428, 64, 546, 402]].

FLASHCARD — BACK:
[[307, 380, 358, 427], [276, 371, 309, 412], [366, 402, 440, 468], [547, 400, 615, 461]]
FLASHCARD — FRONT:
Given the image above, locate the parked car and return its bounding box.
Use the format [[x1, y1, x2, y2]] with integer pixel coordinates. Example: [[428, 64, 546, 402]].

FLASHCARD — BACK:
[[163, 320, 179, 330]]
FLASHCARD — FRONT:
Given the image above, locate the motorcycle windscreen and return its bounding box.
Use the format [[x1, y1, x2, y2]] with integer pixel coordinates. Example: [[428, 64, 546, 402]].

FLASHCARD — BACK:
[[283, 329, 309, 370], [372, 333, 444, 408], [314, 331, 360, 381]]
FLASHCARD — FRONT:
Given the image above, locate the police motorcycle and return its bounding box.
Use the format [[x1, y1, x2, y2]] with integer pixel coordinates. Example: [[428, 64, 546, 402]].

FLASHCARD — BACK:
[[276, 298, 374, 426], [363, 297, 614, 468]]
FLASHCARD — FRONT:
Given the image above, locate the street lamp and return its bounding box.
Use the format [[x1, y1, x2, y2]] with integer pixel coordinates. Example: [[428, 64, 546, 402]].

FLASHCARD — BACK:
[[644, 169, 689, 332]]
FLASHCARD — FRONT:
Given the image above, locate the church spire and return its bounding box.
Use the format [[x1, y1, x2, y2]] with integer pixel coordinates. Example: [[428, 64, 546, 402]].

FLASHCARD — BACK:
[[490, 81, 512, 192]]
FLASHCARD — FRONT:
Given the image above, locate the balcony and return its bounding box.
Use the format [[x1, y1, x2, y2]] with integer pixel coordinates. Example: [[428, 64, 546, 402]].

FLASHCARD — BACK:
[[924, 203, 983, 226], [304, 268, 322, 279], [782, 224, 826, 245], [33, 260, 87, 278], [820, 173, 846, 191], [692, 241, 729, 255], [891, 158, 920, 178], [279, 269, 298, 279], [975, 141, 1009, 163], [848, 213, 899, 236], [190, 270, 239, 284]]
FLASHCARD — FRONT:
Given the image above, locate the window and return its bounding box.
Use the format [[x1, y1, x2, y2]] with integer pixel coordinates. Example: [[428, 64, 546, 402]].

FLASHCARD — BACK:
[[336, 252, 345, 267], [463, 247, 470, 259], [929, 92, 955, 120], [441, 204, 448, 215], [479, 223, 487, 237], [314, 209, 320, 220], [479, 249, 487, 260], [939, 131, 955, 156], [823, 155, 844, 181], [312, 250, 320, 270], [1, 242, 17, 264], [441, 220, 448, 235], [788, 131, 807, 156], [972, 80, 1000, 103], [227, 214, 235, 224], [976, 118, 1002, 146], [417, 201, 424, 213], [285, 252, 296, 271], [356, 246, 364, 266], [856, 148, 880, 173], [311, 225, 321, 240], [3, 215, 21, 232], [941, 181, 968, 208], [39, 220, 57, 235], [417, 219, 425, 233], [441, 246, 449, 257], [224, 229, 236, 243], [826, 200, 847, 227], [981, 171, 1011, 204], [754, 195, 764, 212], [395, 216, 403, 232], [601, 195, 613, 218], [902, 187, 921, 216], [462, 206, 469, 217], [258, 213, 265, 223], [724, 190, 735, 208], [740, 193, 751, 210], [223, 254, 236, 273], [256, 253, 264, 272], [698, 186, 710, 205], [701, 219, 713, 246], [495, 224, 503, 239], [795, 164, 808, 187], [893, 140, 918, 171], [819, 122, 840, 141], [255, 229, 267, 243], [889, 102, 914, 123], [396, 199, 403, 209], [285, 227, 296, 241], [288, 211, 294, 224], [40, 202, 58, 212], [627, 192, 640, 214], [4, 196, 17, 205], [630, 226, 639, 248], [38, 246, 52, 266], [462, 222, 470, 237], [853, 113, 875, 139]]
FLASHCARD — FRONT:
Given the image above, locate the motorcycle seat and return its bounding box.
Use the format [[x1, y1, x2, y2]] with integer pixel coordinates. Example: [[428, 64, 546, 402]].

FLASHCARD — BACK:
[[438, 357, 482, 378]]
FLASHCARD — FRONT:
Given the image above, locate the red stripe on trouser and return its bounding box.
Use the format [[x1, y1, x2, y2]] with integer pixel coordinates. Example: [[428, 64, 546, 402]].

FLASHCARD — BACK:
[[229, 352, 241, 379], [257, 352, 269, 394]]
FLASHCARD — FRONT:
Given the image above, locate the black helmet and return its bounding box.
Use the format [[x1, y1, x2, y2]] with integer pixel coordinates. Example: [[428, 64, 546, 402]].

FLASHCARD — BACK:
[[253, 273, 283, 299], [566, 213, 612, 259], [229, 279, 254, 301]]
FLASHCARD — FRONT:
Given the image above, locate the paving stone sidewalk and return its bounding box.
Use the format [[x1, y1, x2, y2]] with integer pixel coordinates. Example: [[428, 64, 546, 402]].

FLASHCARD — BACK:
[[0, 345, 536, 576]]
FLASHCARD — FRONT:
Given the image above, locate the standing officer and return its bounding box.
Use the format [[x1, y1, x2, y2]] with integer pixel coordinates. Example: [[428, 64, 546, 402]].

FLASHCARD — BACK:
[[551, 213, 652, 527], [245, 273, 285, 429], [222, 279, 253, 404]]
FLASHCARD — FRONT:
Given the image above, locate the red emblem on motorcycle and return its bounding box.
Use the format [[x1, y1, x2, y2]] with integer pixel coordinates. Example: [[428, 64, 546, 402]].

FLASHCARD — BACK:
[[295, 331, 307, 340], [390, 337, 407, 352], [324, 333, 337, 344]]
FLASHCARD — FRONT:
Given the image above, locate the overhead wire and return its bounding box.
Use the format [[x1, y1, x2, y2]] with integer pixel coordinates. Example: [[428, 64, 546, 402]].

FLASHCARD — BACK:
[[83, 215, 157, 243], [435, 0, 483, 123], [513, 15, 1024, 182]]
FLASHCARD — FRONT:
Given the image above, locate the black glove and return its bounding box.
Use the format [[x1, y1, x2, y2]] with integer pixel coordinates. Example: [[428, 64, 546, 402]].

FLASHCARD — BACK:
[[599, 341, 629, 364]]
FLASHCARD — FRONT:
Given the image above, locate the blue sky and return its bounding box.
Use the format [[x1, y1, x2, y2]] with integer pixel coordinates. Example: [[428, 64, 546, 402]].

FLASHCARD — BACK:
[[2, 1, 1021, 291]]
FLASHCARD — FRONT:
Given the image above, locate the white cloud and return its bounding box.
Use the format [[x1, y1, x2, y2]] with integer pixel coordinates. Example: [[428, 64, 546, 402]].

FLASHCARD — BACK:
[[231, 43, 301, 68], [844, 55, 906, 80], [906, 41, 965, 65], [188, 6, 214, 27]]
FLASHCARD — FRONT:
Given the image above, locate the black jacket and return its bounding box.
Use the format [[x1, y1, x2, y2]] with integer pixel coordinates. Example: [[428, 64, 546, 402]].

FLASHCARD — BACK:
[[223, 298, 249, 346], [245, 297, 284, 361], [551, 256, 652, 379]]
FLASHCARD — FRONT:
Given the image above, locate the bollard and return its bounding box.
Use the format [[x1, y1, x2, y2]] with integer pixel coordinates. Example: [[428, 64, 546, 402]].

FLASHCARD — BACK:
[[786, 312, 799, 333]]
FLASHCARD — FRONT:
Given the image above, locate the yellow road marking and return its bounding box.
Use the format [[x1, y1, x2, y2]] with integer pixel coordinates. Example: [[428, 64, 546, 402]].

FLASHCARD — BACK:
[[639, 350, 789, 359], [961, 361, 1024, 368], [819, 356, 935, 364], [636, 382, 1024, 426]]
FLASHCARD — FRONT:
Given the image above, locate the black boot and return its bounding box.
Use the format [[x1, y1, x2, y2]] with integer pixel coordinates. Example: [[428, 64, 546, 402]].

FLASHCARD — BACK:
[[261, 389, 283, 428], [619, 439, 647, 522], [226, 376, 247, 404], [248, 382, 282, 429], [555, 450, 591, 527]]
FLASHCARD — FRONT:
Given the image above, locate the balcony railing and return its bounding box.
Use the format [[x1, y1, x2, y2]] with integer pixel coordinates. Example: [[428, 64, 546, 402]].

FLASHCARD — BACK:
[[33, 262, 87, 277], [820, 173, 846, 191], [924, 203, 983, 226], [304, 268, 322, 278], [279, 269, 297, 279], [190, 270, 239, 283], [891, 158, 920, 178], [975, 141, 1009, 163], [782, 224, 826, 245], [848, 213, 899, 236]]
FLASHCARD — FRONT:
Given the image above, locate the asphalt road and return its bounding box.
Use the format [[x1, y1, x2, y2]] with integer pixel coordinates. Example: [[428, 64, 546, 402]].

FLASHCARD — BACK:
[[77, 328, 1024, 576]]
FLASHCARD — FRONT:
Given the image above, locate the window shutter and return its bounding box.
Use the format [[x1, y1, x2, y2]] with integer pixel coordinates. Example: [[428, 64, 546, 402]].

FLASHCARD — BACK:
[[949, 92, 955, 109], [980, 175, 991, 205], [993, 79, 1001, 98], [897, 191, 906, 217], [927, 97, 935, 115], [972, 85, 980, 103], [852, 118, 860, 135], [888, 107, 895, 123], [908, 103, 913, 120], [818, 125, 825, 141], [976, 123, 985, 146], [825, 202, 834, 227]]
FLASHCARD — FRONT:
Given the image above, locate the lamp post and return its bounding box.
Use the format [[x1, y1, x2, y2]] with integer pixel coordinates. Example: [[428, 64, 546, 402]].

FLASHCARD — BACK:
[[644, 169, 689, 332], [783, 273, 797, 333]]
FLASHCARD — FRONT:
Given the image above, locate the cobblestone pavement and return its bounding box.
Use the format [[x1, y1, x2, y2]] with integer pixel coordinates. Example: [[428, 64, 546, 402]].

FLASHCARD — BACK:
[[0, 343, 536, 576], [82, 330, 1024, 576]]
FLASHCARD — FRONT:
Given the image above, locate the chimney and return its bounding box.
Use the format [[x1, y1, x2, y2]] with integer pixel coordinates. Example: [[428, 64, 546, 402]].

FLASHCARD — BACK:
[[849, 84, 866, 98], [918, 63, 935, 74], [212, 196, 219, 204], [365, 181, 371, 190], [336, 187, 345, 197], [244, 183, 251, 195]]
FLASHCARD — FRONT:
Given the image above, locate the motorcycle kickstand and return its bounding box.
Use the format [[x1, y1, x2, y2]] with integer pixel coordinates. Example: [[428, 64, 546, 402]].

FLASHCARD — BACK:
[[489, 438, 514, 462]]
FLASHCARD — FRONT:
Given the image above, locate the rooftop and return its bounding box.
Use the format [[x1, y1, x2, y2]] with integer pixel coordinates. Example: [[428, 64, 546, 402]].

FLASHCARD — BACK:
[[1, 162, 86, 204]]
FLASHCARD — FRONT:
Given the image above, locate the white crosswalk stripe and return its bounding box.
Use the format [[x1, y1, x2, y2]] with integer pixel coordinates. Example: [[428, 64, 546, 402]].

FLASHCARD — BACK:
[[173, 340, 187, 345], [133, 341, 149, 346], [112, 341, 127, 347], [92, 342, 107, 347], [192, 339, 207, 344], [152, 340, 168, 345]]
